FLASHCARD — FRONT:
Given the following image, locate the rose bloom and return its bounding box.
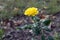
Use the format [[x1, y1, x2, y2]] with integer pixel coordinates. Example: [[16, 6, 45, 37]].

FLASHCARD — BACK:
[[24, 7, 39, 16]]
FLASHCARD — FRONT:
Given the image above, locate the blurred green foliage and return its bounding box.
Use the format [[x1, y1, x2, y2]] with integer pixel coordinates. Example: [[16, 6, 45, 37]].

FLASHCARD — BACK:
[[0, 0, 60, 19], [43, 19, 51, 26], [0, 29, 4, 40], [54, 32, 60, 40], [48, 36, 54, 40], [41, 34, 45, 40]]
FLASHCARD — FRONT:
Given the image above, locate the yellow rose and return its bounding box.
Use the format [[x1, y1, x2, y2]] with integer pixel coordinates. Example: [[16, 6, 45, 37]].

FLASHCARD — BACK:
[[24, 7, 39, 16]]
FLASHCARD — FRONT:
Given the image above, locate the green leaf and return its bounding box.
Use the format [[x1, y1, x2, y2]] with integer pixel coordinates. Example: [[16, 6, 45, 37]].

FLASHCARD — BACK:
[[45, 28, 52, 32], [24, 24, 33, 29], [43, 19, 51, 26], [48, 36, 54, 40], [54, 32, 60, 40], [0, 29, 4, 40], [24, 26, 32, 29], [32, 27, 41, 35], [32, 16, 40, 22], [16, 27, 22, 30], [0, 29, 4, 37], [41, 34, 45, 40]]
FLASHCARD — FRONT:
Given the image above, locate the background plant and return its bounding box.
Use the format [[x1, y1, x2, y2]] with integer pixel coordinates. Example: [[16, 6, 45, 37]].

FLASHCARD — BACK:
[[54, 32, 60, 40], [0, 0, 60, 19], [0, 29, 4, 40]]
